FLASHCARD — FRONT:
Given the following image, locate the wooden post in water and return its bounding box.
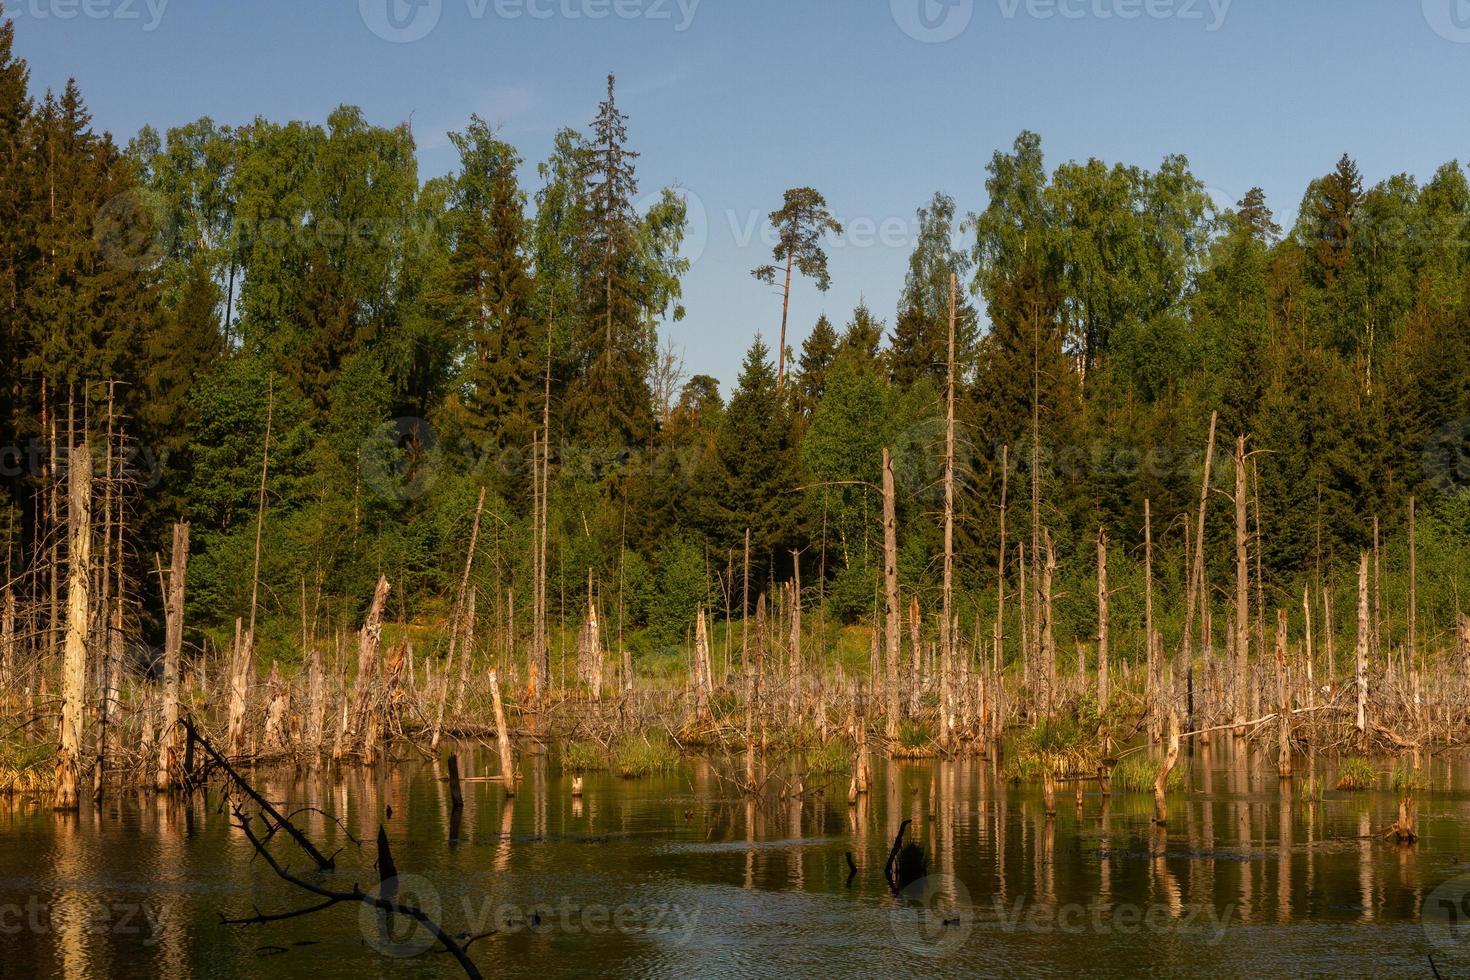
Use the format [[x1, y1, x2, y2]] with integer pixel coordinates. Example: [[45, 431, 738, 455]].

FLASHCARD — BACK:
[[1154, 710, 1180, 826], [489, 669, 516, 794], [55, 443, 92, 809]]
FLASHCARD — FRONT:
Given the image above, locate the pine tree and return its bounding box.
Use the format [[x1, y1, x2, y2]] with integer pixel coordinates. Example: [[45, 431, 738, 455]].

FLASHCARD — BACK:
[[1311, 153, 1363, 286], [752, 187, 842, 390], [570, 74, 655, 452], [439, 116, 539, 462], [794, 314, 837, 417]]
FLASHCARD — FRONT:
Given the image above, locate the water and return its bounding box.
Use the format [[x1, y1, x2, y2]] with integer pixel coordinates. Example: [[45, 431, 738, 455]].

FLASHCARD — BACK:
[[1, 740, 1466, 978]]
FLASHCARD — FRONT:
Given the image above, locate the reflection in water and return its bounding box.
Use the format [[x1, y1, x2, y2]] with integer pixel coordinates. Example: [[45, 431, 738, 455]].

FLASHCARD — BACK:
[[0, 743, 1462, 977]]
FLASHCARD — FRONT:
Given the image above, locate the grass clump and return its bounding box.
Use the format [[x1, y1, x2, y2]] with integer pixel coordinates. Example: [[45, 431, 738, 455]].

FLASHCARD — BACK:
[[1391, 762, 1425, 794], [1336, 757, 1376, 791], [561, 741, 608, 773], [1110, 753, 1184, 794], [0, 737, 50, 796], [610, 732, 680, 778], [806, 740, 851, 775], [1297, 776, 1324, 803]]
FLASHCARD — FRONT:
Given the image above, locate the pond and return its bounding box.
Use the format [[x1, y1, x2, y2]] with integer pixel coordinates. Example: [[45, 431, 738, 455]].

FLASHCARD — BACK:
[[0, 740, 1465, 978]]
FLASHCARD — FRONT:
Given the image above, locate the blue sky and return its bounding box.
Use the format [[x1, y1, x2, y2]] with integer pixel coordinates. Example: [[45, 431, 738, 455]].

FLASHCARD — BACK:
[[9, 0, 1470, 386]]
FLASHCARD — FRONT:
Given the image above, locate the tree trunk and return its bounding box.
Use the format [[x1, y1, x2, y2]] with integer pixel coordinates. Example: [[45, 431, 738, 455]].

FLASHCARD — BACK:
[[489, 668, 516, 794], [1356, 553, 1369, 749], [1154, 710, 1180, 825], [155, 522, 189, 791], [1233, 435, 1249, 736], [55, 443, 92, 809], [1185, 412, 1218, 666], [350, 576, 392, 755], [1097, 526, 1109, 713], [882, 448, 902, 740], [1274, 608, 1291, 778]]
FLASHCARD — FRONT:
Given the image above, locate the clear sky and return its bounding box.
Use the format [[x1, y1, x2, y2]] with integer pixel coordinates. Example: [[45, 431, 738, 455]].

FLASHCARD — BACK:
[[8, 0, 1470, 387]]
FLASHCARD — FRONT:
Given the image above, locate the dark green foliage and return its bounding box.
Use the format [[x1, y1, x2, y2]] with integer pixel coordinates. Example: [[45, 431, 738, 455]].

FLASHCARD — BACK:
[[0, 7, 1467, 682]]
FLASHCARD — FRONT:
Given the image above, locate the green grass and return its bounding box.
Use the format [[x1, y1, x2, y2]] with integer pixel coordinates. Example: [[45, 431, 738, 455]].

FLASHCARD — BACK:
[[0, 736, 51, 795], [1110, 753, 1185, 793], [1336, 757, 1377, 791], [560, 740, 608, 773], [1297, 776, 1324, 803], [806, 740, 852, 775], [610, 732, 680, 778], [1391, 762, 1426, 794], [897, 721, 932, 751]]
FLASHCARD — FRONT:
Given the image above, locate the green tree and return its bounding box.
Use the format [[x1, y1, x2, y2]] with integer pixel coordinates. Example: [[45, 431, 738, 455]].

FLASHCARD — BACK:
[[752, 186, 843, 390]]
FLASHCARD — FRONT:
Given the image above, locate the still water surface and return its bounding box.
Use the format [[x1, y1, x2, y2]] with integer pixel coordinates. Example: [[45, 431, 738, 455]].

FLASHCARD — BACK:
[[1, 741, 1467, 978]]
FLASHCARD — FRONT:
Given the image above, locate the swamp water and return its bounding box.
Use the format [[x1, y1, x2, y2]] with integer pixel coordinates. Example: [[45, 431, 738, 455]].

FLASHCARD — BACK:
[[1, 741, 1468, 978]]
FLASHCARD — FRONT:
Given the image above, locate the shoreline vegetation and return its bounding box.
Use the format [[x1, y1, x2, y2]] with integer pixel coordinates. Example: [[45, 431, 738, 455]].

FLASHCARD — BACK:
[[0, 9, 1464, 864]]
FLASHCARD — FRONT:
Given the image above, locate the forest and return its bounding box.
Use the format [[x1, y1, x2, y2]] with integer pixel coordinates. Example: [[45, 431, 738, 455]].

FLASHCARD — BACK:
[[1, 2, 1469, 800]]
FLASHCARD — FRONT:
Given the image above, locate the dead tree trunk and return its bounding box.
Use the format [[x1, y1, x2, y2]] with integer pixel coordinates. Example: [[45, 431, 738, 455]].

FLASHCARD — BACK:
[[305, 642, 324, 755], [1145, 499, 1157, 740], [941, 273, 958, 743], [1274, 609, 1291, 778], [226, 622, 253, 758], [1153, 710, 1180, 826], [1185, 412, 1218, 668], [908, 595, 921, 718], [694, 608, 713, 722], [1041, 528, 1057, 719], [993, 445, 1009, 680], [55, 443, 92, 810], [350, 576, 391, 755], [155, 522, 189, 791], [1097, 526, 1109, 713], [0, 586, 12, 697], [1356, 554, 1369, 749], [262, 662, 291, 754], [789, 555, 802, 728], [488, 668, 516, 794], [1233, 435, 1249, 736], [882, 448, 902, 740]]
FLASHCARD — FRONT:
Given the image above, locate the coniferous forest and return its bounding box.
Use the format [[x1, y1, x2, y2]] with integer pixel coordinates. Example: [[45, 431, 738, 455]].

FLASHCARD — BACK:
[[1, 2, 1469, 807], [10, 4, 1470, 976]]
